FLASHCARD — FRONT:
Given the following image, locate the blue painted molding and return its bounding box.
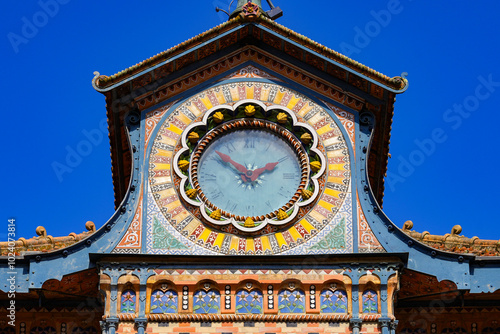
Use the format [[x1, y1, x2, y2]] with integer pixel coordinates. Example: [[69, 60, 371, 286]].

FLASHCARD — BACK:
[[356, 109, 500, 293], [0, 111, 143, 293]]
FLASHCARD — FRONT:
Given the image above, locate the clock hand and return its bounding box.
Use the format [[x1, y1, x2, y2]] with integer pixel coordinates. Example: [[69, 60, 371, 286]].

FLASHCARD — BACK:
[[215, 150, 248, 175], [249, 162, 278, 182]]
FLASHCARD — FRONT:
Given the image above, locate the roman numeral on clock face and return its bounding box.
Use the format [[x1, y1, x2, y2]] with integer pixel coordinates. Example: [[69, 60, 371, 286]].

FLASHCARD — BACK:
[[209, 189, 223, 200], [201, 172, 216, 182], [244, 138, 255, 148], [246, 204, 255, 213], [278, 186, 291, 198], [226, 200, 238, 212], [224, 143, 236, 153], [283, 173, 298, 180], [278, 156, 289, 163]]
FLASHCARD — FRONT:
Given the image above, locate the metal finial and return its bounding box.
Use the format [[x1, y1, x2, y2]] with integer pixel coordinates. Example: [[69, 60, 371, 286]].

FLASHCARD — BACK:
[[215, 0, 234, 17], [216, 7, 230, 16]]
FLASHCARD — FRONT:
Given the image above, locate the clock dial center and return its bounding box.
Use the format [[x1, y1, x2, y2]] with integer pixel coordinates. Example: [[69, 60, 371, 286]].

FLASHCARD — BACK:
[[195, 128, 302, 219]]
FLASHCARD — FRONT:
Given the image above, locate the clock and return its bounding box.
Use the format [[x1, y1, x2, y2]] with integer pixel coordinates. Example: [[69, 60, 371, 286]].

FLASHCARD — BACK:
[[149, 84, 351, 254], [191, 121, 308, 223], [172, 101, 326, 235]]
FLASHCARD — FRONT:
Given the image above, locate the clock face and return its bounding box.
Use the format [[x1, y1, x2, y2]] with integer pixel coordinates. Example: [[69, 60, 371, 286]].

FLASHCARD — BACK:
[[196, 129, 302, 218]]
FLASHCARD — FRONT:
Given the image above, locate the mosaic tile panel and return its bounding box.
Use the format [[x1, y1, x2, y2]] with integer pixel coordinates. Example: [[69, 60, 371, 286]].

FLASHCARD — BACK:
[[145, 81, 354, 255], [362, 289, 378, 313], [150, 289, 178, 314], [120, 289, 136, 314], [193, 290, 221, 314], [114, 190, 143, 252], [357, 194, 385, 253], [278, 289, 305, 313], [320, 289, 348, 313], [235, 290, 264, 314]]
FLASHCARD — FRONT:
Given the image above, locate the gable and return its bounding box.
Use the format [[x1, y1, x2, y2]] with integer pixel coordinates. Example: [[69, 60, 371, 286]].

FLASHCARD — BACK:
[[93, 19, 407, 209]]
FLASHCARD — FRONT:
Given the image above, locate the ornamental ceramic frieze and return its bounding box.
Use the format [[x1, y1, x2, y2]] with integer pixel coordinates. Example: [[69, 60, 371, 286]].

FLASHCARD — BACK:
[[146, 81, 353, 255]]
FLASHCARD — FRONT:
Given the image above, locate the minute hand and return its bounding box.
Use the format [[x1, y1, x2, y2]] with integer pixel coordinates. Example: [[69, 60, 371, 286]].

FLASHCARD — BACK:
[[250, 162, 278, 182], [215, 150, 248, 174]]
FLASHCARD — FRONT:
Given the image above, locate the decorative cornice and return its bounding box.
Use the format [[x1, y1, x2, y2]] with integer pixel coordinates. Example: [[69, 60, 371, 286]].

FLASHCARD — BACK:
[[108, 313, 389, 322], [0, 222, 96, 256]]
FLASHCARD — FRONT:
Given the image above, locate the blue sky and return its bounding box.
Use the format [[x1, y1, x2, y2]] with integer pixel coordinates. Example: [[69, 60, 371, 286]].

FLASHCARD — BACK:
[[1, 1, 499, 242]]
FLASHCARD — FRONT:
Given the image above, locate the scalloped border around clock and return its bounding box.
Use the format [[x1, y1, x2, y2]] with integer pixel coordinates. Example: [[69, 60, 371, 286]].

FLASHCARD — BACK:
[[145, 81, 353, 255]]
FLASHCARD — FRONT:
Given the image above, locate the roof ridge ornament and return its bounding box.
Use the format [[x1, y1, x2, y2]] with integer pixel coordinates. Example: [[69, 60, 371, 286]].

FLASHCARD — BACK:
[[216, 0, 283, 21]]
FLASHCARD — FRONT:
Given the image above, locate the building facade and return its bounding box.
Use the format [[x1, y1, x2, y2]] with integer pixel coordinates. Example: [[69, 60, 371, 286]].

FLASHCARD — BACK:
[[2, 2, 500, 334]]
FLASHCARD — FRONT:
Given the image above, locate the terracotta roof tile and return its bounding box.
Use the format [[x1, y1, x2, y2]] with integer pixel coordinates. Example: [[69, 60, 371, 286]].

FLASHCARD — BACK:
[[94, 14, 406, 91], [0, 221, 96, 256], [402, 221, 500, 257]]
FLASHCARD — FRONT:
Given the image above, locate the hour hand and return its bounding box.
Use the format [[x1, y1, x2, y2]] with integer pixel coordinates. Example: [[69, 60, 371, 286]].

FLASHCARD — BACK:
[[250, 162, 278, 182], [215, 151, 248, 174]]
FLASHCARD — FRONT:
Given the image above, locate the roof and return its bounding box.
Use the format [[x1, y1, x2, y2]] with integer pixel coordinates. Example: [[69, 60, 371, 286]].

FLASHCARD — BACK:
[[0, 221, 96, 256], [402, 221, 500, 257], [93, 10, 408, 209], [93, 15, 406, 91]]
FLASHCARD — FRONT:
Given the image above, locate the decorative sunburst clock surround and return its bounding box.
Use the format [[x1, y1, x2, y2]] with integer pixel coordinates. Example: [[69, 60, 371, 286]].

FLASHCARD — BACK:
[[173, 100, 326, 235]]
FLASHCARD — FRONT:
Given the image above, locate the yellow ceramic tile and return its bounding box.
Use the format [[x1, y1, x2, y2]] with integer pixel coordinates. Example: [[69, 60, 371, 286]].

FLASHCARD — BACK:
[[168, 124, 184, 135], [260, 86, 270, 101], [153, 176, 172, 184], [213, 233, 225, 248], [155, 188, 176, 198], [246, 86, 254, 100], [288, 227, 302, 242], [153, 163, 170, 170], [159, 135, 177, 147], [229, 86, 239, 101], [230, 236, 240, 251], [324, 188, 341, 198], [182, 219, 199, 235], [316, 124, 333, 135], [309, 208, 327, 221], [260, 236, 272, 251], [176, 113, 191, 126], [329, 163, 345, 170], [215, 90, 226, 104], [297, 103, 313, 117], [165, 200, 182, 213], [200, 96, 213, 110], [198, 228, 212, 242], [323, 136, 341, 147], [155, 149, 173, 157], [318, 200, 335, 212], [275, 233, 287, 247], [186, 104, 201, 117], [298, 219, 315, 233], [327, 176, 344, 184], [246, 238, 254, 251], [286, 96, 300, 110], [273, 90, 285, 104]]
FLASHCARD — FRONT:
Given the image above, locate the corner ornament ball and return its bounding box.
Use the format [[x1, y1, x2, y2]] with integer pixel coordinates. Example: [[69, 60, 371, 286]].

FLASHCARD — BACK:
[[241, 1, 261, 17]]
